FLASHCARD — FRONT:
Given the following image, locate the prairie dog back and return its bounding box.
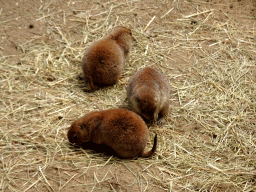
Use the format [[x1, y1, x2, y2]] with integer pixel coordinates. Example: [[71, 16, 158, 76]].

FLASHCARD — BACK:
[[127, 67, 170, 122], [67, 108, 157, 158], [81, 26, 134, 91]]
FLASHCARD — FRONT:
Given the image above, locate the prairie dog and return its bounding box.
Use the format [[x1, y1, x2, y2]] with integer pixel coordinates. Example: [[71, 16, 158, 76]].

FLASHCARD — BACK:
[[82, 26, 134, 91], [126, 67, 170, 123], [68, 108, 157, 159]]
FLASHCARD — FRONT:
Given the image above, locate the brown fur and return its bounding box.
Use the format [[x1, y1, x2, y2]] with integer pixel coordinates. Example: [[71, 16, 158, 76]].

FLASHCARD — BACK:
[[126, 67, 170, 123], [67, 108, 157, 158], [81, 26, 134, 91]]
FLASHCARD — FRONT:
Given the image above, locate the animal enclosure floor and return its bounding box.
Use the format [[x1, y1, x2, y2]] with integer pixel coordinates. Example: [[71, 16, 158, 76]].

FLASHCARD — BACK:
[[0, 0, 255, 191]]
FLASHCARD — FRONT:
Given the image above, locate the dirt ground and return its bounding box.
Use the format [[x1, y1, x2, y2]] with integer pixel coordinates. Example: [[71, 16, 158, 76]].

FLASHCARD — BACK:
[[0, 0, 256, 191]]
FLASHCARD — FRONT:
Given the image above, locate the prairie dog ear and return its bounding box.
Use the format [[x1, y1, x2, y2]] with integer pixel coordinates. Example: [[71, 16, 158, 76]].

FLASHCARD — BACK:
[[73, 134, 78, 143], [79, 123, 86, 130], [79, 124, 89, 136], [78, 123, 91, 142], [130, 94, 139, 107], [136, 96, 141, 103]]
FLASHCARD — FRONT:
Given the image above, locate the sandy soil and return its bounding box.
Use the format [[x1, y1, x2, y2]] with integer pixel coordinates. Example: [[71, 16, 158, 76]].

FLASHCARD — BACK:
[[0, 0, 255, 191]]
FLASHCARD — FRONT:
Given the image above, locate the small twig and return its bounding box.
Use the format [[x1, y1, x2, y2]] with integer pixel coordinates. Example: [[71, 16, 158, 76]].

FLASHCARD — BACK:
[[0, 16, 22, 24], [23, 177, 42, 192], [183, 9, 214, 18], [143, 16, 156, 32], [175, 144, 192, 155], [189, 11, 213, 36], [167, 173, 194, 181], [36, 10, 63, 21], [177, 89, 182, 106], [59, 173, 78, 191], [102, 156, 113, 167], [209, 79, 224, 92], [161, 8, 174, 18], [207, 163, 228, 176], [39, 166, 55, 192]]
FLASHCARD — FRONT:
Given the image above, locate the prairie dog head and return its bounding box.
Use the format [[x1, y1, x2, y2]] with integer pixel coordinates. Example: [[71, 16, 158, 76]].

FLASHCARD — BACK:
[[109, 26, 134, 55], [131, 87, 160, 121], [68, 121, 90, 145]]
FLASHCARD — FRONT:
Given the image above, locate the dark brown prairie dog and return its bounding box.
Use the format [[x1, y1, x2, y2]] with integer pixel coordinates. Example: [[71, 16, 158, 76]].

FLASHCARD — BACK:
[[81, 26, 134, 91], [67, 108, 157, 159], [126, 67, 170, 123]]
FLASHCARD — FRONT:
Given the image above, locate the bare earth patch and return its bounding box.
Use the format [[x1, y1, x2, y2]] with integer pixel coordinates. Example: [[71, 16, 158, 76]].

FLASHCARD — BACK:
[[0, 0, 255, 191]]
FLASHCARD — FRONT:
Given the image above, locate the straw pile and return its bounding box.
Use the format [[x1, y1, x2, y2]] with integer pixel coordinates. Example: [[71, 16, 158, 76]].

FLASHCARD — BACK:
[[0, 0, 255, 191]]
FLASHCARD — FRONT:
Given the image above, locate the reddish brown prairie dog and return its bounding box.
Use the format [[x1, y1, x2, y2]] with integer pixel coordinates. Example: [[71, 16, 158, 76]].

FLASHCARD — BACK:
[[81, 26, 134, 91], [67, 108, 157, 159], [126, 67, 170, 123]]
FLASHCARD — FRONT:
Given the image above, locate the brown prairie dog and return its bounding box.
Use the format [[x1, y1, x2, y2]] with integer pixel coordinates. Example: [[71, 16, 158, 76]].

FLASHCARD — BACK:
[[81, 26, 134, 91], [126, 67, 170, 123], [67, 108, 157, 159]]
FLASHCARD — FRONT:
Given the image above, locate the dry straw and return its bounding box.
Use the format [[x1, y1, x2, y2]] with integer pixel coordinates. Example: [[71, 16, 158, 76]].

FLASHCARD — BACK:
[[0, 0, 255, 191]]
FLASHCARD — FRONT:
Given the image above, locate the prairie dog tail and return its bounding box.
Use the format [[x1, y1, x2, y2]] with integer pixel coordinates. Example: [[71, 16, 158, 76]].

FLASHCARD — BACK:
[[141, 134, 157, 158], [88, 76, 99, 91]]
